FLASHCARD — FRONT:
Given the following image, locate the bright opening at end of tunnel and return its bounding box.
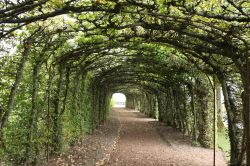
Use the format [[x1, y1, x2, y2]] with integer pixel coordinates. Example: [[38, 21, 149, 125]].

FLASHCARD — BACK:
[[112, 93, 126, 108]]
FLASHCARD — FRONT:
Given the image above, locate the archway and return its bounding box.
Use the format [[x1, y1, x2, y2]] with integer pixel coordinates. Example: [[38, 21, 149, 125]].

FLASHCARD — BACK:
[[0, 1, 249, 165]]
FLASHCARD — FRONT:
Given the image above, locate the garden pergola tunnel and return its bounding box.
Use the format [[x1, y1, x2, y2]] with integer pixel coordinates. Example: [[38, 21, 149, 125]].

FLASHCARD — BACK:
[[0, 1, 249, 165]]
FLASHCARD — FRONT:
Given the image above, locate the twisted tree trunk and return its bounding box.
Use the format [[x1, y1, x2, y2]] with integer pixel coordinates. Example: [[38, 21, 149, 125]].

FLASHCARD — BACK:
[[188, 84, 197, 144], [218, 73, 244, 166], [51, 64, 64, 153], [238, 60, 250, 166], [0, 39, 31, 147], [24, 58, 42, 165]]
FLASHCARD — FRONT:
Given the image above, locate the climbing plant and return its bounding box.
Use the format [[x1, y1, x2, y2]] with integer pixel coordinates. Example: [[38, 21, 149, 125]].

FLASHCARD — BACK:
[[0, 0, 249, 165]]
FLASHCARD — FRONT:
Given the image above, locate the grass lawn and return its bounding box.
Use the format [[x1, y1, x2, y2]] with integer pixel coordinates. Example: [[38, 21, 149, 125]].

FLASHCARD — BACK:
[[217, 130, 230, 162]]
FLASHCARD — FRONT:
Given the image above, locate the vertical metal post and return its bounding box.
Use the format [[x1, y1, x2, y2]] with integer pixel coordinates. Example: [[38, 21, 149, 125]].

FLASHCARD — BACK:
[[213, 76, 217, 166], [246, 59, 250, 166]]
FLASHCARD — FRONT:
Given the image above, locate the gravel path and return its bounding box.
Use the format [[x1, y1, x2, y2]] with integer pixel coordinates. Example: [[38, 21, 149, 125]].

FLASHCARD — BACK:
[[107, 108, 227, 166], [49, 108, 227, 166]]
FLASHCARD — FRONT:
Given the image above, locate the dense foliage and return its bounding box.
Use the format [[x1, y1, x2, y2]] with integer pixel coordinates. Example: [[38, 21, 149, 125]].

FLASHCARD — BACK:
[[0, 0, 249, 165]]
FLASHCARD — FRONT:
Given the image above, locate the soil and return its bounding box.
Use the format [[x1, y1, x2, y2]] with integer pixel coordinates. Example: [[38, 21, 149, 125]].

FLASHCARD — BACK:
[[48, 108, 227, 166]]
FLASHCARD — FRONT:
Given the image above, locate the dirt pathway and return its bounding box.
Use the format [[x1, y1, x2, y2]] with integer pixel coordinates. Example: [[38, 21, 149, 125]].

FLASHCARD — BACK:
[[107, 108, 227, 166], [49, 108, 227, 166]]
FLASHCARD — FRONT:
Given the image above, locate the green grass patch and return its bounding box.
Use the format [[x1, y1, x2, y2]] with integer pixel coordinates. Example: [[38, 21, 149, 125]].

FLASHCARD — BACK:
[[217, 130, 230, 161]]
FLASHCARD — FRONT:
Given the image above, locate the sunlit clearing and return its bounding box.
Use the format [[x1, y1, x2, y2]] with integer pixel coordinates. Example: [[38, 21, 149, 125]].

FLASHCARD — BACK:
[[112, 93, 126, 108]]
